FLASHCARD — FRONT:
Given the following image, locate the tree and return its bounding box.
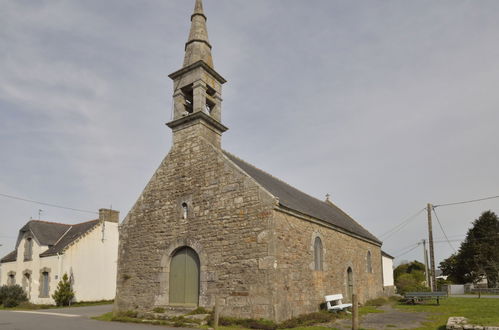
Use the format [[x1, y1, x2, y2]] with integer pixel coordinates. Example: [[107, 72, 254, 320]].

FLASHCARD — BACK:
[[52, 273, 75, 306], [440, 211, 499, 287], [394, 260, 429, 293]]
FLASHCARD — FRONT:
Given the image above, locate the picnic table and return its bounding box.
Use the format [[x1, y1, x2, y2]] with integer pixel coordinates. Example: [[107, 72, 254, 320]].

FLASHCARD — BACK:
[[404, 291, 448, 305]]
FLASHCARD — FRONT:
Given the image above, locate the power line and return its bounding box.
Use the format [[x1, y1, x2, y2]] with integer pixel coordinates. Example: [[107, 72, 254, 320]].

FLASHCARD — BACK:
[[378, 208, 426, 240], [434, 195, 499, 208], [0, 193, 98, 215], [432, 207, 456, 253], [394, 243, 421, 258]]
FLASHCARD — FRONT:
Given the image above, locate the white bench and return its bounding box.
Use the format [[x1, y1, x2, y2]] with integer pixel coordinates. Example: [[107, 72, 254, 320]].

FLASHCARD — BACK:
[[325, 294, 352, 312]]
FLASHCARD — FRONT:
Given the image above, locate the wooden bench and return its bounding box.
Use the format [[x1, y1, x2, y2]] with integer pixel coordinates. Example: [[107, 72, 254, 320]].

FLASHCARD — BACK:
[[404, 291, 448, 305], [325, 294, 352, 312]]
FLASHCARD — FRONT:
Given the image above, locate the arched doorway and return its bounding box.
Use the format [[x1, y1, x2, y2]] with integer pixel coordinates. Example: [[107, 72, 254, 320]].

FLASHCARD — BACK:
[[347, 267, 354, 301], [169, 247, 200, 306]]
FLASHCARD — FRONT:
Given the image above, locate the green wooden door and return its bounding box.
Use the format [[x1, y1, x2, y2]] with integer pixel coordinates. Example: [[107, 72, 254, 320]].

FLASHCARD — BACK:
[[169, 247, 200, 306]]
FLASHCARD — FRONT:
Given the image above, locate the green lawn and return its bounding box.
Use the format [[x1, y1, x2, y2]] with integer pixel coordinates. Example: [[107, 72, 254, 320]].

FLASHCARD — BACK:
[[395, 297, 499, 329]]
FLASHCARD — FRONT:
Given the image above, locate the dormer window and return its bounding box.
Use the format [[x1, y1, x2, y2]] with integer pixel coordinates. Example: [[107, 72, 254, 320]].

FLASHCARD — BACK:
[[182, 203, 188, 219], [24, 237, 33, 261]]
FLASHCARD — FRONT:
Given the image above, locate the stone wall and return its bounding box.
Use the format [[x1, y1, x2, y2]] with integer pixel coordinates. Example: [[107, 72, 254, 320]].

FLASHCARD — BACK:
[[115, 120, 384, 322], [115, 123, 277, 319], [269, 210, 383, 321]]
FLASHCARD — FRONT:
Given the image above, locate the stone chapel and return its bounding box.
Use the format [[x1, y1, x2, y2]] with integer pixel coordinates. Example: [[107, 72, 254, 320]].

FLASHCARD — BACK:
[[115, 0, 383, 321]]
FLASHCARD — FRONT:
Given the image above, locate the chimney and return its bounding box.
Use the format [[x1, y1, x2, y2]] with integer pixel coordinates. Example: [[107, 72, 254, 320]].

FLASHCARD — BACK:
[[99, 208, 119, 223]]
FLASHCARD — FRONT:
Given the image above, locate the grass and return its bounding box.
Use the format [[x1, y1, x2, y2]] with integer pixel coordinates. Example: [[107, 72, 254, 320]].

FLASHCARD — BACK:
[[359, 306, 384, 316], [93, 311, 203, 328], [0, 299, 114, 310], [395, 297, 499, 329], [205, 327, 337, 330]]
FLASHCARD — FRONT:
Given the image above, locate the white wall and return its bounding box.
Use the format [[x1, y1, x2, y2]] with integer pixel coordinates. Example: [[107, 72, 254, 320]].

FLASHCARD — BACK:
[[0, 221, 118, 304], [60, 221, 119, 302], [0, 235, 59, 304], [382, 255, 394, 287]]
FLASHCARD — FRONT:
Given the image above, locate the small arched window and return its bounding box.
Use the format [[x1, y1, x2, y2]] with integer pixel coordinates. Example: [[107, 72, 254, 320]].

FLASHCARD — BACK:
[[314, 237, 323, 271], [181, 203, 188, 219], [366, 251, 372, 273]]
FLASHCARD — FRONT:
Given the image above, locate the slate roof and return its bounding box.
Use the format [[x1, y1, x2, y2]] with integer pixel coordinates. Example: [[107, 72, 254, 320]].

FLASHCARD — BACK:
[[17, 220, 71, 247], [40, 220, 100, 257], [1, 219, 100, 263], [382, 251, 395, 259], [224, 151, 381, 245], [0, 250, 17, 263]]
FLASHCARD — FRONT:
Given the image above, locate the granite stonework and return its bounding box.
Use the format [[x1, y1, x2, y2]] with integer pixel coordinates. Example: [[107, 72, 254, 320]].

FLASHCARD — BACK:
[[271, 211, 382, 320], [114, 0, 383, 322], [447, 317, 499, 330], [115, 121, 383, 321]]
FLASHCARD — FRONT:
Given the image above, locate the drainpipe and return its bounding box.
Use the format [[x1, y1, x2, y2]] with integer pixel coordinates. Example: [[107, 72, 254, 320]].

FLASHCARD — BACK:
[[57, 252, 63, 281]]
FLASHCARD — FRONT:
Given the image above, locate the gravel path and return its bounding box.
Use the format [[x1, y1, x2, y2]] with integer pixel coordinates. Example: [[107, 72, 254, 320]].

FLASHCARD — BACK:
[[333, 304, 430, 329]]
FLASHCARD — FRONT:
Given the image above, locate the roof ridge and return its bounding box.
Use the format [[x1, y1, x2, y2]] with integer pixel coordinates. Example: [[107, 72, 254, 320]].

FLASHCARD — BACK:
[[51, 225, 74, 247], [27, 220, 71, 226], [222, 150, 332, 207], [222, 150, 381, 245], [74, 219, 99, 226]]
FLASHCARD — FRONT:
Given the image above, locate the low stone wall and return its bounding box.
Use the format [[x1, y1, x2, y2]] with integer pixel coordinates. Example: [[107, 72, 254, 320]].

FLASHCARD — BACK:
[[447, 317, 499, 330]]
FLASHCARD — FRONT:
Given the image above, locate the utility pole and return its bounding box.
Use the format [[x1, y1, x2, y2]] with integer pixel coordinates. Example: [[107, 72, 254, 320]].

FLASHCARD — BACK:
[[422, 239, 430, 288], [427, 203, 437, 292]]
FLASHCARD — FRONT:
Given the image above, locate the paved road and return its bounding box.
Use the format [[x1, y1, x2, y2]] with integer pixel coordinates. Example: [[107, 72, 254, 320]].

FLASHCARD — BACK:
[[0, 304, 187, 330]]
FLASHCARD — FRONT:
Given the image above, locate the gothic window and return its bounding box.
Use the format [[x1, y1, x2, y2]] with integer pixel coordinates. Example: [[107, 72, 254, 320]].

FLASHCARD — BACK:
[[347, 267, 354, 301], [366, 251, 373, 273], [314, 237, 323, 271], [24, 237, 33, 261], [182, 203, 188, 219]]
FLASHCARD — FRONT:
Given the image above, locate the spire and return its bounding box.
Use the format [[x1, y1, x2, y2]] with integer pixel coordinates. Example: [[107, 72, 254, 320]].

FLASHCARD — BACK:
[[183, 0, 213, 68]]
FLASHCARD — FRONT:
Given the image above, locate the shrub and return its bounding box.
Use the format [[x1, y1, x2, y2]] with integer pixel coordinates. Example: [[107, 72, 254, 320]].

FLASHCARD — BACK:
[[207, 315, 278, 330], [153, 307, 165, 313], [0, 285, 28, 307], [187, 306, 209, 315], [278, 311, 336, 328], [364, 297, 388, 307], [52, 273, 75, 306]]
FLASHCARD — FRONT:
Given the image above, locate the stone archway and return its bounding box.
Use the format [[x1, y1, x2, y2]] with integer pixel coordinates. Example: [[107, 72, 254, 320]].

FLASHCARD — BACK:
[[169, 246, 200, 306]]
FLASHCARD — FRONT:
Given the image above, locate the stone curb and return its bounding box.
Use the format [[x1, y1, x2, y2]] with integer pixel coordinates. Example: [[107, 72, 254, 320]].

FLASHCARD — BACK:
[[447, 317, 499, 330]]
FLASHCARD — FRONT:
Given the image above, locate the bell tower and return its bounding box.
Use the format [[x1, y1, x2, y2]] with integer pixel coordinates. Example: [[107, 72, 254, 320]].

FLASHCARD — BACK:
[[167, 0, 227, 148]]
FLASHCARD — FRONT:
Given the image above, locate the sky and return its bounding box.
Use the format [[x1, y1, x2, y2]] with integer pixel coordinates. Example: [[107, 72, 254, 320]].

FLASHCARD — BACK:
[[1, 0, 499, 268]]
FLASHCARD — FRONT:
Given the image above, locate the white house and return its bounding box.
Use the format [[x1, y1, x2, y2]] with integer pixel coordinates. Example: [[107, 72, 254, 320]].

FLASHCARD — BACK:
[[0, 209, 119, 304], [381, 251, 395, 295]]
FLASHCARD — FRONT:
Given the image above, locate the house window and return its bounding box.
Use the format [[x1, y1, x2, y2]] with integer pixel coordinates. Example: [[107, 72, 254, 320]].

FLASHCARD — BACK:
[[41, 272, 50, 297], [24, 237, 33, 261], [366, 251, 373, 273], [7, 272, 16, 286], [182, 202, 188, 219], [22, 271, 32, 297], [314, 237, 323, 271]]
